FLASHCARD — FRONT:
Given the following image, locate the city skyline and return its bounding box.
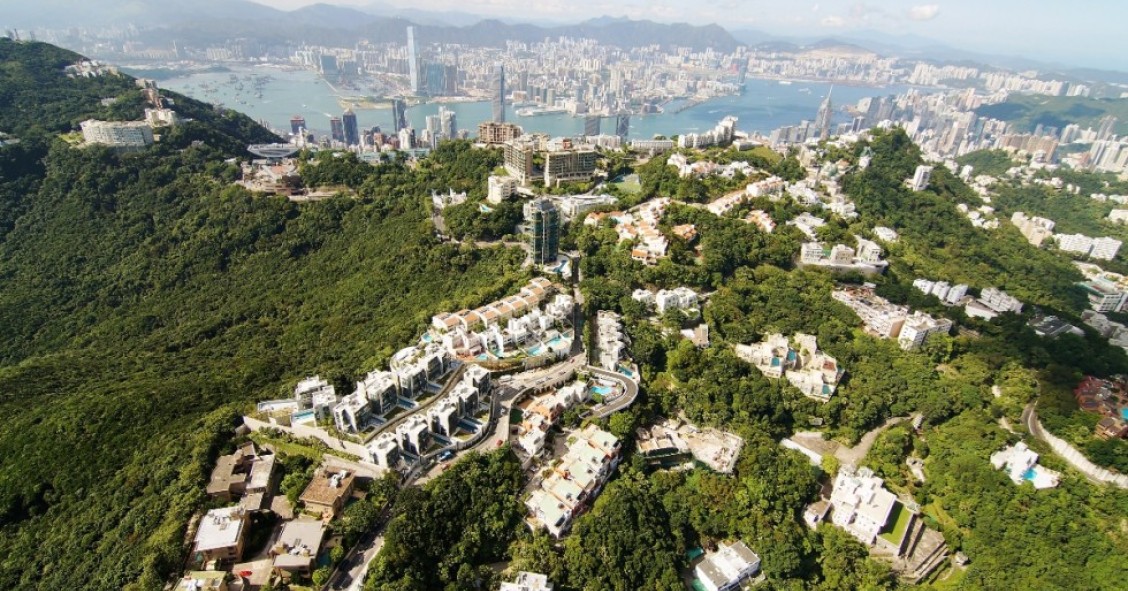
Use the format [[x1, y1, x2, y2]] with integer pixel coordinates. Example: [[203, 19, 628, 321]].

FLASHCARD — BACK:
[[247, 0, 1128, 72]]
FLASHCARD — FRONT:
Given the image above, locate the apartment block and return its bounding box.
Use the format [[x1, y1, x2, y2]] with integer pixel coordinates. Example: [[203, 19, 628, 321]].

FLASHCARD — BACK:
[[525, 425, 621, 537]]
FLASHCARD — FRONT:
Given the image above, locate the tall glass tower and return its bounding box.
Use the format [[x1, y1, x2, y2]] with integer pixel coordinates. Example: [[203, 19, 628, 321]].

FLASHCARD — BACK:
[[492, 64, 506, 123], [524, 199, 560, 265], [407, 26, 421, 95]]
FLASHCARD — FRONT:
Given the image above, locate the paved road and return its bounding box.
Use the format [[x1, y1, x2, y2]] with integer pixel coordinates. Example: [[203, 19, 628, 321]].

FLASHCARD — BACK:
[[834, 415, 915, 466], [1022, 403, 1128, 488], [588, 365, 640, 418], [328, 513, 387, 591]]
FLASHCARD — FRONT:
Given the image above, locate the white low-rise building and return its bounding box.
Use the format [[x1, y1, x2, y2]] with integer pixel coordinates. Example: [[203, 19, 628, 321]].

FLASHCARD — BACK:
[[500, 572, 554, 591], [827, 466, 899, 546], [873, 226, 899, 243], [525, 425, 621, 537], [695, 541, 761, 591], [990, 441, 1060, 489], [736, 333, 844, 401]]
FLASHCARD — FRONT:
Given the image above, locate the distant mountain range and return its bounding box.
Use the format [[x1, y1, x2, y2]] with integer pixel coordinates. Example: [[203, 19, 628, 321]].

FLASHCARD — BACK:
[[5, 1, 1126, 80]]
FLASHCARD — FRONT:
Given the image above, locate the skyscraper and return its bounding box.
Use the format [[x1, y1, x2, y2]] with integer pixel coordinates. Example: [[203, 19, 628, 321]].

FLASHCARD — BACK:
[[342, 109, 360, 146], [492, 64, 506, 123], [815, 86, 834, 141], [584, 115, 601, 137], [406, 26, 421, 95], [615, 113, 630, 139], [439, 107, 457, 141], [524, 199, 560, 265], [391, 98, 408, 132], [290, 115, 306, 136], [329, 116, 344, 143]]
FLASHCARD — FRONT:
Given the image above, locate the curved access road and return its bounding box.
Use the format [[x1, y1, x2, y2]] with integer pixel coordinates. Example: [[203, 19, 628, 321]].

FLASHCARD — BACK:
[[1022, 403, 1128, 489]]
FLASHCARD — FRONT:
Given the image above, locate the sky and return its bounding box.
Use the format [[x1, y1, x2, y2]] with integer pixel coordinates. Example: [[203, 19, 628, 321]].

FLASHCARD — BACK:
[[250, 0, 1128, 71]]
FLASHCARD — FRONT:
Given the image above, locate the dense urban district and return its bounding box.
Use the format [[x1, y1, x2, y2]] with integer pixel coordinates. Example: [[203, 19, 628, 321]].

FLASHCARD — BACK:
[[1, 37, 1127, 591]]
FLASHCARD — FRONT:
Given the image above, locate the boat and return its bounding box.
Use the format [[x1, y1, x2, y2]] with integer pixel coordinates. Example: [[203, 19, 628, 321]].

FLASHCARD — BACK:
[[778, 80, 793, 85], [517, 106, 568, 117]]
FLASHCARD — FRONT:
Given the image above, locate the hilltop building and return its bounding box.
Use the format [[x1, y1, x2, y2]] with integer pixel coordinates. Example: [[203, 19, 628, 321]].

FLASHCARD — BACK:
[[524, 198, 561, 265], [695, 541, 761, 591]]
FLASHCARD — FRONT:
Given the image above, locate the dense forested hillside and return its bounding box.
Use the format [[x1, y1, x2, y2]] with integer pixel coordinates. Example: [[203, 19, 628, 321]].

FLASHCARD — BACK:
[[0, 41, 524, 590]]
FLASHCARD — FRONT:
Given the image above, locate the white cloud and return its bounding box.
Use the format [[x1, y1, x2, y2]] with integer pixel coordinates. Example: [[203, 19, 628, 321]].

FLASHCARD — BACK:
[[907, 4, 941, 21], [820, 15, 846, 27]]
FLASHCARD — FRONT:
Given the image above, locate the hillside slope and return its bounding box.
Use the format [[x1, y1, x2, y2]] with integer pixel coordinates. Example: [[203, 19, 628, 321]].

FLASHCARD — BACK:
[[0, 41, 524, 590]]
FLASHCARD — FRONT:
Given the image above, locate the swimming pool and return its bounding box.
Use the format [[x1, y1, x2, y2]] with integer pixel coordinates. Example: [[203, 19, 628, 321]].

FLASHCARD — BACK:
[[1121, 408, 1128, 420], [1022, 467, 1038, 481], [291, 409, 316, 423], [591, 385, 614, 396], [526, 345, 544, 356], [547, 336, 566, 348]]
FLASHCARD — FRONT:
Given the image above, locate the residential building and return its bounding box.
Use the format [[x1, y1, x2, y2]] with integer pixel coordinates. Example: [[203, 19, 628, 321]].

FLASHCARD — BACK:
[[630, 138, 675, 154], [695, 541, 761, 591], [633, 286, 700, 314], [193, 506, 249, 565], [898, 312, 954, 350], [1079, 278, 1128, 313], [827, 466, 898, 545], [746, 210, 776, 233], [504, 138, 537, 184], [174, 571, 229, 591], [270, 519, 326, 577], [487, 175, 519, 204], [206, 442, 276, 505], [800, 237, 887, 272], [596, 311, 628, 371], [525, 198, 561, 265], [500, 572, 554, 591], [397, 414, 431, 456], [787, 212, 826, 240], [1091, 237, 1123, 261], [910, 165, 933, 191], [525, 425, 621, 537], [834, 286, 908, 339], [478, 121, 524, 145], [873, 226, 899, 243], [293, 375, 338, 420], [1029, 315, 1084, 339], [368, 432, 401, 469], [990, 442, 1061, 489], [979, 287, 1023, 314], [80, 119, 154, 148], [1108, 209, 1128, 224], [144, 108, 180, 127], [1056, 233, 1096, 256], [543, 148, 598, 186], [735, 333, 844, 401], [552, 194, 618, 220], [1010, 212, 1055, 246], [299, 467, 355, 519]]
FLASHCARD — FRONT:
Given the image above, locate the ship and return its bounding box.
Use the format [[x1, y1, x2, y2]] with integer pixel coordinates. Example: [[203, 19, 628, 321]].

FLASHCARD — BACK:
[[778, 80, 793, 86], [517, 106, 568, 117]]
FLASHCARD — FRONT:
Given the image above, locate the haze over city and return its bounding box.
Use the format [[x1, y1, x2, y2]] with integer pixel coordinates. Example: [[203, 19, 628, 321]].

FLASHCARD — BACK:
[[245, 0, 1128, 71], [1, 2, 1128, 591]]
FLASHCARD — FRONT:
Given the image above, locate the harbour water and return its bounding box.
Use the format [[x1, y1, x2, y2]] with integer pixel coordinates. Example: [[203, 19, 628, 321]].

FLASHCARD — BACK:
[[160, 65, 907, 140]]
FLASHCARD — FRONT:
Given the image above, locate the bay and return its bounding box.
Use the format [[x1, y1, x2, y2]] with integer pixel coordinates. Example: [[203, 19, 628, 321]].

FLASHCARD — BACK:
[[160, 65, 907, 141]]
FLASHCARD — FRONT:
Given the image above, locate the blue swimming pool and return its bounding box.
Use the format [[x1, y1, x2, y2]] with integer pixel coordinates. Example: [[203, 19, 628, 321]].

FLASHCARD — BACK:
[[291, 409, 316, 423], [592, 385, 613, 396], [527, 345, 544, 356], [547, 336, 565, 348], [1022, 467, 1038, 481], [1121, 408, 1128, 420]]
